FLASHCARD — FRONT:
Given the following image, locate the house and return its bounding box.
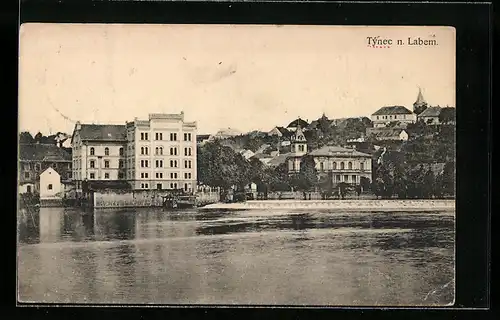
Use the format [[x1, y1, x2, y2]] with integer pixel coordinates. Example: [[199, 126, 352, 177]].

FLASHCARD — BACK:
[[251, 153, 274, 166], [209, 127, 243, 141], [18, 143, 72, 194], [267, 153, 290, 168], [287, 128, 372, 186], [239, 149, 255, 160], [366, 128, 409, 141], [286, 117, 309, 132], [196, 134, 211, 145], [268, 126, 292, 139], [39, 167, 63, 199], [371, 106, 417, 128], [417, 106, 443, 125]]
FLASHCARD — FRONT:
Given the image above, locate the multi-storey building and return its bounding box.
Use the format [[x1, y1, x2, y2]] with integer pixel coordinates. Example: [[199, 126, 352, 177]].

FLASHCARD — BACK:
[[125, 112, 197, 192], [71, 123, 127, 192], [71, 112, 197, 193]]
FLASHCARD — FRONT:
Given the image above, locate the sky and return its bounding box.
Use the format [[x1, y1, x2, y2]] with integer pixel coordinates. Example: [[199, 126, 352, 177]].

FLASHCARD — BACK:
[[19, 24, 455, 136]]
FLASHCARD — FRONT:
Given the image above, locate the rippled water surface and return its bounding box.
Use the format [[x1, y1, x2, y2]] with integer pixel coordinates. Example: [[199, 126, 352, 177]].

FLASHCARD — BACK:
[[17, 206, 454, 306]]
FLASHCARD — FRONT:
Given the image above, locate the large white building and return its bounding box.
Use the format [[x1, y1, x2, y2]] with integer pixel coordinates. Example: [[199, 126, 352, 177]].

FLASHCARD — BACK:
[[71, 112, 197, 193]]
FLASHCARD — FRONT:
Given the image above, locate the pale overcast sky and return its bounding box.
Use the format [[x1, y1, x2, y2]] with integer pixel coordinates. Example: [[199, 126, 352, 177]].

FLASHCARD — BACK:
[[19, 24, 455, 136]]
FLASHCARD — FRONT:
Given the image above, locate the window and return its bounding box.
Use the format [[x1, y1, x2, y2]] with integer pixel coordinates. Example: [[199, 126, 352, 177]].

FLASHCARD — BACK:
[[90, 147, 95, 155], [336, 174, 341, 182], [348, 162, 353, 170], [90, 160, 95, 168], [90, 173, 95, 179], [184, 183, 188, 191], [352, 175, 357, 183], [105, 173, 109, 179], [376, 116, 379, 120], [145, 147, 148, 155], [119, 147, 124, 156], [170, 133, 177, 141], [170, 183, 178, 189], [141, 147, 144, 155], [155, 160, 163, 168], [141, 132, 149, 140], [332, 162, 337, 170], [344, 175, 349, 182], [320, 162, 324, 171], [157, 183, 162, 190], [156, 172, 163, 179], [184, 172, 192, 179], [104, 160, 110, 168], [118, 172, 124, 179], [105, 147, 109, 156], [155, 132, 163, 140], [340, 162, 345, 170], [141, 172, 149, 179], [184, 160, 192, 169], [144, 183, 149, 188], [24, 172, 29, 179], [360, 163, 364, 171], [184, 147, 192, 156], [184, 133, 192, 141], [119, 160, 124, 168], [48, 184, 53, 190], [170, 147, 178, 156]]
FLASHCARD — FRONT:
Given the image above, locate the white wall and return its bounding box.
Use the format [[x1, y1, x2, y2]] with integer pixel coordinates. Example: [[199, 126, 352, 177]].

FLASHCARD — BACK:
[[19, 183, 35, 194], [40, 167, 62, 199]]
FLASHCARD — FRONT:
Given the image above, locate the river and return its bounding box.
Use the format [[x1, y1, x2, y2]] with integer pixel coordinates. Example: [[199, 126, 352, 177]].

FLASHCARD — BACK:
[[17, 206, 455, 306]]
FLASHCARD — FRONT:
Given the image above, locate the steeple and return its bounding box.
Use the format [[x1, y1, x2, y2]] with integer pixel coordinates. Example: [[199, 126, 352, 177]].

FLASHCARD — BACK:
[[413, 87, 428, 115], [291, 125, 307, 155]]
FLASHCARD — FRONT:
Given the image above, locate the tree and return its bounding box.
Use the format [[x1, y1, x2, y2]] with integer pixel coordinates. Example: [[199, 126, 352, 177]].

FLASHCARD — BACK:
[[439, 108, 456, 125], [34, 132, 43, 143], [19, 132, 34, 144], [290, 155, 318, 194]]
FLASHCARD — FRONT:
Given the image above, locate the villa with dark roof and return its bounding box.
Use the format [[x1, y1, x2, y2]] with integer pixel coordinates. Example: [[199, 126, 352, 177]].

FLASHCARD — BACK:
[[371, 106, 417, 128], [417, 106, 443, 124], [286, 127, 372, 187], [286, 117, 309, 132]]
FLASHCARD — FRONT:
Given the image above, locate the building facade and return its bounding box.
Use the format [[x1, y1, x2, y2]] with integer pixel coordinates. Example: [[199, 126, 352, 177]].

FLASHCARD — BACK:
[[18, 143, 72, 194], [417, 106, 442, 125], [39, 167, 62, 199], [287, 128, 372, 186], [371, 106, 417, 128], [71, 112, 197, 193], [71, 123, 127, 192], [125, 112, 197, 192]]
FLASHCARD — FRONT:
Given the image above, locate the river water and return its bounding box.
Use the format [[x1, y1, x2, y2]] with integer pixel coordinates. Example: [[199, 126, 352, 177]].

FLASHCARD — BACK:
[[17, 206, 455, 306]]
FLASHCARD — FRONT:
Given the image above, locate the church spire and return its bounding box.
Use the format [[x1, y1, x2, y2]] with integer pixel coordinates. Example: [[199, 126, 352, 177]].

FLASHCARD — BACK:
[[413, 87, 428, 115]]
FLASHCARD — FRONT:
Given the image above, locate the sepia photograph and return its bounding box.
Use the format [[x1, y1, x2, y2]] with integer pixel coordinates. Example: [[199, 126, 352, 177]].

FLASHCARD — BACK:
[[18, 23, 456, 306]]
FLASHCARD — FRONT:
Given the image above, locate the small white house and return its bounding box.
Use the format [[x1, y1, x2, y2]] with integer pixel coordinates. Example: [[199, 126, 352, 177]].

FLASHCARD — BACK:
[[39, 167, 62, 199], [19, 183, 35, 194]]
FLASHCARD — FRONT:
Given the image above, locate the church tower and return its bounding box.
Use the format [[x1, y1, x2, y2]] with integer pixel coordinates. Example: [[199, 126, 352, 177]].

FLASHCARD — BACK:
[[413, 87, 428, 115], [291, 125, 307, 155]]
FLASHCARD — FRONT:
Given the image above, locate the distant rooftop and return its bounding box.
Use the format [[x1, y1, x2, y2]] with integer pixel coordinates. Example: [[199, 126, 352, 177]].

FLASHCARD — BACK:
[[418, 106, 442, 117], [308, 145, 372, 158], [77, 124, 127, 142], [372, 106, 413, 116]]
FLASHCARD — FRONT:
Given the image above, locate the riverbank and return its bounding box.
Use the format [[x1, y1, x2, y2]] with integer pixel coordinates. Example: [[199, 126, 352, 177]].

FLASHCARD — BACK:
[[202, 199, 455, 211]]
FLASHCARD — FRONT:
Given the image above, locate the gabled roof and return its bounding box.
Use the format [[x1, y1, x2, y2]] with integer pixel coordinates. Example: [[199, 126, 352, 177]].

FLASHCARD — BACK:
[[308, 145, 371, 158], [372, 106, 414, 116], [367, 128, 407, 139], [418, 106, 442, 117], [79, 124, 127, 142], [19, 143, 72, 162]]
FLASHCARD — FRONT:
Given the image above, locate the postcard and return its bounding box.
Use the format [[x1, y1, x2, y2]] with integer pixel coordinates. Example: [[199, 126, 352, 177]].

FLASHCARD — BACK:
[[18, 23, 456, 306]]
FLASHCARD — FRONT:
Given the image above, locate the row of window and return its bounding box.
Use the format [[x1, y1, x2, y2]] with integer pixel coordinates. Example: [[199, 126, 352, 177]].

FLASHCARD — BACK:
[[138, 172, 193, 179], [140, 182, 192, 191], [140, 132, 193, 142], [139, 159, 193, 168], [319, 161, 366, 171], [376, 115, 408, 120], [139, 146, 193, 156], [88, 159, 125, 169], [89, 147, 124, 156], [88, 172, 125, 179]]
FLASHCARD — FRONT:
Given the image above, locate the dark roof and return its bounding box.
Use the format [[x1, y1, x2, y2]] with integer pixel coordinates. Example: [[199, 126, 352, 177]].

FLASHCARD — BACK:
[[79, 124, 127, 141], [366, 127, 407, 139], [287, 118, 309, 129], [276, 126, 292, 137], [19, 143, 72, 162], [372, 106, 414, 116], [197, 134, 211, 141], [418, 106, 442, 117], [308, 146, 371, 158]]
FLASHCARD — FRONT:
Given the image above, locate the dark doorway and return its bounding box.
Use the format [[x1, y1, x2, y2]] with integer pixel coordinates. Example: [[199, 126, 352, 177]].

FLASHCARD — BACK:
[[27, 185, 32, 193], [157, 184, 162, 190]]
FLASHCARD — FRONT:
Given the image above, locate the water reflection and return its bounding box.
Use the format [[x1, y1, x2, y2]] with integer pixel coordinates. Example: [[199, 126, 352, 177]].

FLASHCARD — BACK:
[[18, 207, 455, 306]]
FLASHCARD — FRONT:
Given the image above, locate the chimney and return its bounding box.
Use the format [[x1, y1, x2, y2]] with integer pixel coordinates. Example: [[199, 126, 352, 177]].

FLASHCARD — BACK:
[[75, 121, 81, 131]]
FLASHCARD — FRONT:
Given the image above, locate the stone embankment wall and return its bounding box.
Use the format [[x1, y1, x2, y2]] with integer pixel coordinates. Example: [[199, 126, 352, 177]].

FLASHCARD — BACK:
[[91, 190, 220, 208], [204, 199, 456, 211]]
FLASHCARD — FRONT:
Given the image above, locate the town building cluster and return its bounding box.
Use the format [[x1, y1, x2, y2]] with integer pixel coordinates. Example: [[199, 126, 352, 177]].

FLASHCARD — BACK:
[[19, 88, 455, 201]]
